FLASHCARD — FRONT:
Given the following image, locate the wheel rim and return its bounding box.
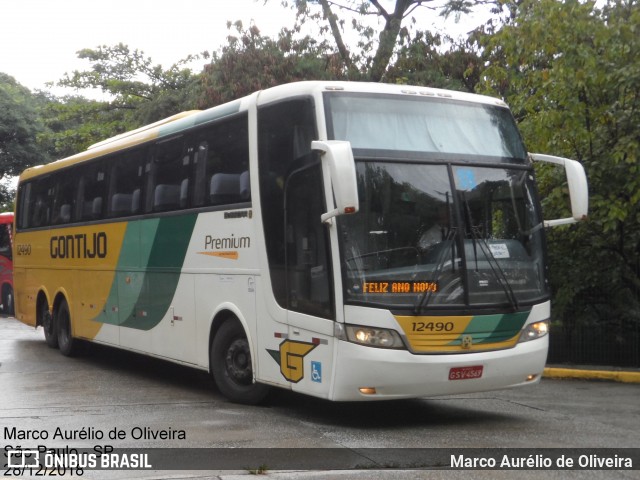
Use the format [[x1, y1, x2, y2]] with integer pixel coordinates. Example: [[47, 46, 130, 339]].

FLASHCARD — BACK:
[[224, 338, 253, 386]]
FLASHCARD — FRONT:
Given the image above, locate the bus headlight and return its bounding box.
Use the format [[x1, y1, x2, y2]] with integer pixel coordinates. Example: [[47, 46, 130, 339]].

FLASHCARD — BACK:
[[344, 325, 405, 349], [518, 320, 549, 343]]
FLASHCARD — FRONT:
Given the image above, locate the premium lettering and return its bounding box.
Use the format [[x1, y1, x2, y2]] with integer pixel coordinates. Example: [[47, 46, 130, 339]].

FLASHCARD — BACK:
[[204, 234, 250, 250], [50, 232, 107, 259]]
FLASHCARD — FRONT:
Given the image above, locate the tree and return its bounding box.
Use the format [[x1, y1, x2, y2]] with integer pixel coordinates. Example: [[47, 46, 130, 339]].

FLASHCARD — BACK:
[[56, 43, 203, 126], [38, 44, 205, 156], [200, 22, 342, 106], [279, 0, 493, 81], [478, 0, 640, 363], [37, 93, 127, 159], [0, 74, 48, 206], [385, 31, 482, 90]]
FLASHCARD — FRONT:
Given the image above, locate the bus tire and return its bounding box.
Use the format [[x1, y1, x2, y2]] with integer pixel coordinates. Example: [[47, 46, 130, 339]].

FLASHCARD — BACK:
[[210, 320, 270, 405], [41, 300, 58, 349], [56, 299, 79, 357], [1, 284, 13, 315]]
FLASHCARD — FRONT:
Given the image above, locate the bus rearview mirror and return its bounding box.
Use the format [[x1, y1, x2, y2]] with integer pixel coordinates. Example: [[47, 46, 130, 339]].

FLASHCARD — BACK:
[[530, 153, 589, 227], [312, 140, 359, 224]]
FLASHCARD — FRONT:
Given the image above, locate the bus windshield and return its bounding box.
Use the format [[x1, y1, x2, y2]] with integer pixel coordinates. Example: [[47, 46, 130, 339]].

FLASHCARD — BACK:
[[337, 162, 548, 310], [325, 92, 527, 161], [325, 93, 547, 311]]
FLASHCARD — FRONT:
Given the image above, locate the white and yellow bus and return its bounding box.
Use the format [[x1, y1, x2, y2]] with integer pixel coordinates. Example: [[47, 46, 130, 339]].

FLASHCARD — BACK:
[[13, 81, 588, 404]]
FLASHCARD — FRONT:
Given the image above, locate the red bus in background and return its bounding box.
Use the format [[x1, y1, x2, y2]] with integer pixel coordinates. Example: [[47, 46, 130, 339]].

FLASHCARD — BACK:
[[0, 212, 14, 315]]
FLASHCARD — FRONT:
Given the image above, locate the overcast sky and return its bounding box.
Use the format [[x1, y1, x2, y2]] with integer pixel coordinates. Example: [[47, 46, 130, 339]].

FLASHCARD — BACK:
[[1, 0, 490, 93], [1, 0, 297, 91]]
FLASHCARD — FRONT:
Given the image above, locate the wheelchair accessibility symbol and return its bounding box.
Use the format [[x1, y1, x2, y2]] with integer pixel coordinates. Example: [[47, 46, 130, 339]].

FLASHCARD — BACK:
[[311, 361, 322, 383]]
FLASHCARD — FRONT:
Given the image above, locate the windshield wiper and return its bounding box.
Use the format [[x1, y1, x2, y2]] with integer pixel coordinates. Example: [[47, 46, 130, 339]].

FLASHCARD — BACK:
[[458, 191, 519, 312], [413, 227, 458, 314], [470, 226, 520, 312]]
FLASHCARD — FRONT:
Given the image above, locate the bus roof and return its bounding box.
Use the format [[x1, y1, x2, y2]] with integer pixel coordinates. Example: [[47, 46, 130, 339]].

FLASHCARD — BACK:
[[18, 81, 508, 182], [0, 212, 14, 224], [255, 81, 508, 108]]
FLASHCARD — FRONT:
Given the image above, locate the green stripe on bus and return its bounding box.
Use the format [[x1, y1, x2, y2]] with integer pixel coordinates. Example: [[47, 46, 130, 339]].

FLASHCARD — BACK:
[[447, 311, 529, 346], [93, 214, 197, 331], [120, 214, 197, 330], [480, 311, 529, 343]]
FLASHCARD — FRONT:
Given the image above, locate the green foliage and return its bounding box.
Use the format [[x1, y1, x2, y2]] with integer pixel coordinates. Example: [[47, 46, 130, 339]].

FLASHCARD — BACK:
[[37, 44, 205, 158], [0, 180, 16, 211], [57, 43, 203, 122], [0, 74, 47, 175], [478, 0, 640, 336], [37, 93, 130, 158], [385, 31, 482, 91], [277, 0, 496, 81], [0, 74, 49, 205], [199, 22, 342, 106]]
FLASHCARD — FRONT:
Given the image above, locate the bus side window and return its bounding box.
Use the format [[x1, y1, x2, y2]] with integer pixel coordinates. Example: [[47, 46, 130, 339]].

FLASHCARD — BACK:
[[23, 177, 53, 228], [0, 223, 12, 260], [108, 148, 146, 218], [285, 162, 334, 319], [78, 162, 107, 222], [51, 173, 77, 225], [258, 97, 320, 312], [192, 113, 249, 208], [16, 183, 30, 230], [149, 136, 190, 212], [17, 183, 32, 229]]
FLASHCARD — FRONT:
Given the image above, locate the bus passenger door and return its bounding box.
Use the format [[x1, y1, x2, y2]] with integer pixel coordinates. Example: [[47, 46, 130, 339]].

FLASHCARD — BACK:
[[282, 162, 336, 398]]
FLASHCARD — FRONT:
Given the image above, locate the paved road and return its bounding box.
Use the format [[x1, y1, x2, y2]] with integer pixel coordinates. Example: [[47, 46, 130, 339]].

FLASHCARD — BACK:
[[1, 317, 638, 479]]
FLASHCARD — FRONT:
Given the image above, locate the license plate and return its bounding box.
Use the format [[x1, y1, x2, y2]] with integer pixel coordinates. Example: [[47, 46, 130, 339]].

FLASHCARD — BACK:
[[449, 365, 483, 381]]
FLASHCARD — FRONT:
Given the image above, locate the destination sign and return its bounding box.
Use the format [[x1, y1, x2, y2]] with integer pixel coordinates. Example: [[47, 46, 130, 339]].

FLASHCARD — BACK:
[[360, 281, 438, 294]]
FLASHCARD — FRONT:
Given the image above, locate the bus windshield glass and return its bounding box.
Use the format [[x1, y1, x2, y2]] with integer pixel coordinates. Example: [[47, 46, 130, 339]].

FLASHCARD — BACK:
[[325, 93, 547, 310], [325, 92, 527, 161]]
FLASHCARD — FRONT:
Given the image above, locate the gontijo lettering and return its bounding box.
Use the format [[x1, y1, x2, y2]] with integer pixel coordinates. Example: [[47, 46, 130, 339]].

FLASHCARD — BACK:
[[50, 232, 107, 259]]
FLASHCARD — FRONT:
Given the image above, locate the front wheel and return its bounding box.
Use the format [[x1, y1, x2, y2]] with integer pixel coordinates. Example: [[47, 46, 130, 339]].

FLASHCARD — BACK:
[[56, 299, 80, 357], [210, 320, 270, 405]]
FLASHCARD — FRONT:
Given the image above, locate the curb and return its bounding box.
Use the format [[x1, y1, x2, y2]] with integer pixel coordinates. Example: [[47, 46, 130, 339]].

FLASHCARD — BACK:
[[543, 367, 640, 384]]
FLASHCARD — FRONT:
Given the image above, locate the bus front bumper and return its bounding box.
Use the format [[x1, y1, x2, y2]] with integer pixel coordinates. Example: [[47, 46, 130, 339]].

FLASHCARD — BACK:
[[329, 336, 548, 401]]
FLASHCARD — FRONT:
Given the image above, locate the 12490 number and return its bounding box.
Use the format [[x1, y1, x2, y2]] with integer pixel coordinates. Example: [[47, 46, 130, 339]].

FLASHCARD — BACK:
[[411, 321, 454, 332]]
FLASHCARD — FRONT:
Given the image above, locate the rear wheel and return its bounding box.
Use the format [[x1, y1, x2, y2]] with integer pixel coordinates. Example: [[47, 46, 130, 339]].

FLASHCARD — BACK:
[[1, 284, 13, 315], [40, 299, 58, 349], [56, 299, 79, 356], [210, 320, 270, 405]]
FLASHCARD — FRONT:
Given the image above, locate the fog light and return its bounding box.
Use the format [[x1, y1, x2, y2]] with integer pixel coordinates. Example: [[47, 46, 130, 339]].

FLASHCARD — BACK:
[[526, 374, 538, 382], [359, 387, 377, 395]]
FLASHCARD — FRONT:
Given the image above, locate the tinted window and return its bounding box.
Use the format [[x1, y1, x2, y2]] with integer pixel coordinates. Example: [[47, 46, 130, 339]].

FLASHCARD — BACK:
[[108, 148, 147, 217], [193, 114, 250, 207], [17, 113, 251, 228], [77, 161, 107, 221], [50, 173, 76, 225], [258, 98, 332, 314], [147, 136, 190, 212]]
